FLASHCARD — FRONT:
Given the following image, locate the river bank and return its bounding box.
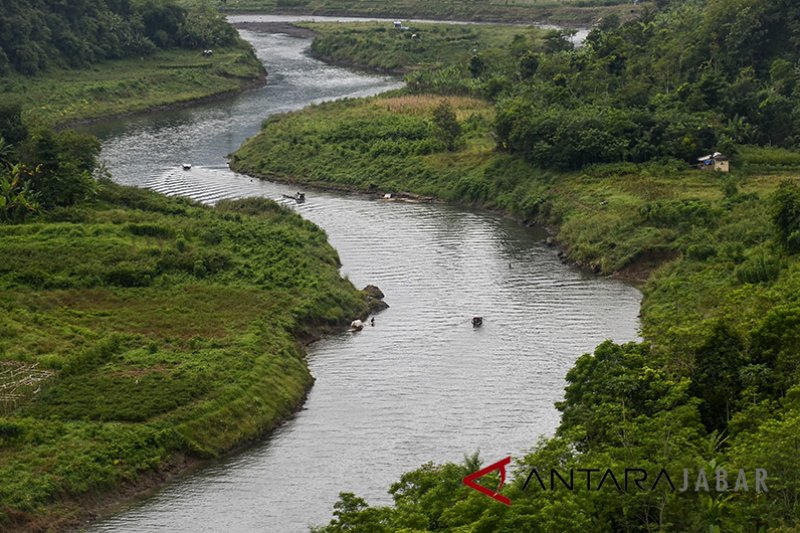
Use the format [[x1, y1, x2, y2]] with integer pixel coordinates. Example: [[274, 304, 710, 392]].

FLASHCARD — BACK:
[[3, 44, 265, 129], [229, 92, 800, 348], [0, 182, 384, 532], [298, 20, 552, 76], [228, 31, 800, 528]]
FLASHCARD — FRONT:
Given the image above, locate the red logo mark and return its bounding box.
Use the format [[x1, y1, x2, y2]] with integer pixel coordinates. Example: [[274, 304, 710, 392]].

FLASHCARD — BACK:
[[463, 456, 512, 506]]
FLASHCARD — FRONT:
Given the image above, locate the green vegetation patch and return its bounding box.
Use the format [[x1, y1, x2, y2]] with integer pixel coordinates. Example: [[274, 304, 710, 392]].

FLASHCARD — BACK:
[[0, 46, 264, 128], [218, 0, 646, 26], [0, 1, 266, 128], [232, 83, 800, 533], [0, 182, 368, 529], [302, 21, 549, 73]]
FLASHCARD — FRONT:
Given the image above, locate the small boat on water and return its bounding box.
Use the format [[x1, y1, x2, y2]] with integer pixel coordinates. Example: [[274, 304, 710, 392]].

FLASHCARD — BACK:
[[283, 192, 306, 202], [182, 163, 192, 170], [472, 317, 483, 328], [350, 319, 364, 332]]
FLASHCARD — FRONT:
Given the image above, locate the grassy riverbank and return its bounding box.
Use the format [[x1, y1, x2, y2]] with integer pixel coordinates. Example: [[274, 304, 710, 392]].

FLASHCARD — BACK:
[[232, 92, 800, 529], [220, 0, 646, 25], [1, 45, 265, 129], [0, 181, 370, 531], [87, 1, 800, 529], [230, 92, 800, 336], [1, 1, 267, 128], [300, 21, 550, 74]]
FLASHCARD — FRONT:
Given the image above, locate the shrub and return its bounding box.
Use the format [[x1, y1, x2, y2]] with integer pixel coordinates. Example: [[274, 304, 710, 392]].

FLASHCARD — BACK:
[[735, 251, 781, 284], [687, 243, 718, 261], [772, 180, 800, 253]]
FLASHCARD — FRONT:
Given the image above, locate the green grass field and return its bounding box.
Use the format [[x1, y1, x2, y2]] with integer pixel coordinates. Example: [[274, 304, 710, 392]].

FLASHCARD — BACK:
[[0, 45, 264, 128], [300, 21, 549, 73], [0, 182, 369, 530]]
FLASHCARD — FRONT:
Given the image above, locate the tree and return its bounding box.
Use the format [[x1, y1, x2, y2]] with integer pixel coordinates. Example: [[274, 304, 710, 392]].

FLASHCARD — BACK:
[[557, 341, 698, 449], [432, 101, 462, 152], [771, 180, 800, 253], [729, 401, 800, 524], [750, 305, 800, 395], [468, 54, 485, 78], [0, 102, 28, 147], [542, 29, 574, 53], [0, 0, 241, 76], [518, 52, 539, 79], [0, 164, 40, 223], [312, 492, 390, 533], [689, 321, 746, 431]]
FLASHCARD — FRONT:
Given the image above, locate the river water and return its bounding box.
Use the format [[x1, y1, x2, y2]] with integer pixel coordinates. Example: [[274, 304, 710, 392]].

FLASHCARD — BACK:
[[87, 22, 640, 533]]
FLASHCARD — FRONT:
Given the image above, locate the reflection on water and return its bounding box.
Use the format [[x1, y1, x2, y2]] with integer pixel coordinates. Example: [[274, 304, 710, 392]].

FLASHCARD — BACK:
[[88, 25, 638, 533]]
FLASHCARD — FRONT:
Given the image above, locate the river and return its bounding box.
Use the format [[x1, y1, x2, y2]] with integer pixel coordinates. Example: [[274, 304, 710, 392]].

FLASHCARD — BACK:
[[86, 21, 640, 533]]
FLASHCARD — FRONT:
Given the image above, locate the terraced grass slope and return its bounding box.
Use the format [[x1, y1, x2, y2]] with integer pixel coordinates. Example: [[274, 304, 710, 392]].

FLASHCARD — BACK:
[[0, 182, 368, 530]]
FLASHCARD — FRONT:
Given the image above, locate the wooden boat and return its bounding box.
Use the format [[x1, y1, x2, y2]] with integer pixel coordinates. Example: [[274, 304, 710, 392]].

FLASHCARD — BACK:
[[282, 192, 306, 202]]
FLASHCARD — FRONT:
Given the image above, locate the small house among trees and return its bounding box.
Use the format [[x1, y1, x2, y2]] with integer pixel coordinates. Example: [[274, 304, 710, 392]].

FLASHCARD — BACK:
[[698, 152, 730, 173]]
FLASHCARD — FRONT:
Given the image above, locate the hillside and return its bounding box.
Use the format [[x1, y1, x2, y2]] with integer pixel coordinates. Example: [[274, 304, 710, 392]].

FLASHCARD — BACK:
[[0, 1, 265, 127], [0, 101, 372, 529], [0, 179, 372, 531], [230, 2, 800, 530], [0, 0, 239, 75]]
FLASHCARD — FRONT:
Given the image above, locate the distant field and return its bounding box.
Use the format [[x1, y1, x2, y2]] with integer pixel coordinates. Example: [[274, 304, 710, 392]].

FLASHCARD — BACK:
[[301, 21, 550, 73], [0, 46, 264, 128], [217, 0, 647, 25]]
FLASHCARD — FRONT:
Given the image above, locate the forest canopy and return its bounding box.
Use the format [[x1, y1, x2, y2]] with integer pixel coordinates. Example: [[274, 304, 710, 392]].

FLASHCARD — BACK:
[[402, 0, 800, 170], [0, 0, 238, 75]]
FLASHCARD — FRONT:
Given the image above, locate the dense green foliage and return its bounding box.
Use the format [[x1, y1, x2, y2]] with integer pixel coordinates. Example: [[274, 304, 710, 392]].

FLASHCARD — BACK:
[[231, 2, 800, 530], [365, 0, 800, 170], [0, 0, 237, 76], [262, 96, 800, 532], [0, 104, 100, 222], [0, 1, 264, 129], [304, 0, 800, 169], [0, 181, 369, 530]]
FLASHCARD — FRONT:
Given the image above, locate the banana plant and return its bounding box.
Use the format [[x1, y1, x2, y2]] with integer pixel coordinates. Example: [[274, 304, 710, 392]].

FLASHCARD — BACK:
[[0, 163, 40, 223]]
